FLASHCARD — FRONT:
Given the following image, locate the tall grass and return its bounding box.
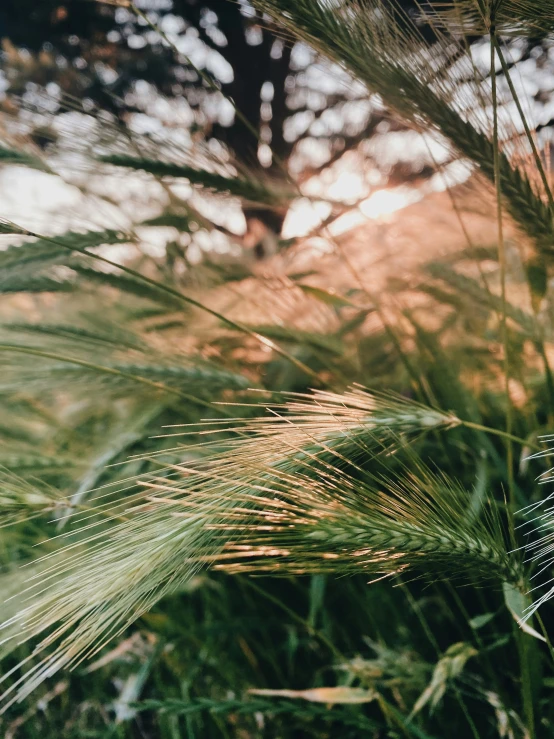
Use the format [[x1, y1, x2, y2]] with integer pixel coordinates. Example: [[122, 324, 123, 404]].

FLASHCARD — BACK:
[[1, 0, 554, 736]]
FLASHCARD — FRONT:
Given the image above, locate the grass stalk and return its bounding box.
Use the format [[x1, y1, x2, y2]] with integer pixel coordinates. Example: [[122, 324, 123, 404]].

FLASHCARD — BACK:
[[459, 421, 540, 451], [490, 27, 515, 520], [493, 37, 554, 213], [491, 21, 534, 738]]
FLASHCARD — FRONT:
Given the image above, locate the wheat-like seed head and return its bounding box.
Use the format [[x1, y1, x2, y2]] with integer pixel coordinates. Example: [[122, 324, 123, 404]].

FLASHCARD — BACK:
[[0, 389, 520, 708], [516, 439, 554, 620], [429, 0, 554, 37]]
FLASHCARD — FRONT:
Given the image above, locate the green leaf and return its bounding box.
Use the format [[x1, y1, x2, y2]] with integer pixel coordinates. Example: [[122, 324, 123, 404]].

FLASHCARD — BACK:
[[502, 582, 545, 642], [468, 612, 495, 630], [133, 697, 380, 731], [337, 310, 373, 337], [250, 324, 345, 355], [140, 212, 193, 231], [296, 283, 357, 308], [525, 258, 548, 312], [0, 145, 49, 172]]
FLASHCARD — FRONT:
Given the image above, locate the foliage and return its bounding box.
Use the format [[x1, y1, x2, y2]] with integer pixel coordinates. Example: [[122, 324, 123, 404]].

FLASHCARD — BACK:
[[2, 1, 554, 737]]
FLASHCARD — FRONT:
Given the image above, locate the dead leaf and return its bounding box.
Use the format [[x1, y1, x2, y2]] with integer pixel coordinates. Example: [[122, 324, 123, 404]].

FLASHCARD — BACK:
[[248, 686, 377, 704]]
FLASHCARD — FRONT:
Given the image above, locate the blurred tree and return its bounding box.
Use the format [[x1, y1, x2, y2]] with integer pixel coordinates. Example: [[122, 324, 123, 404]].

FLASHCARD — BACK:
[[1, 1, 552, 160], [8, 0, 546, 253], [0, 0, 398, 249]]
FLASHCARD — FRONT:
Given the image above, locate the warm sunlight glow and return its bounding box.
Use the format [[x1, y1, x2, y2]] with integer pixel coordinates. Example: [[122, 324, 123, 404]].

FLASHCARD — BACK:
[[281, 198, 333, 239], [283, 186, 421, 239], [359, 188, 418, 219]]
